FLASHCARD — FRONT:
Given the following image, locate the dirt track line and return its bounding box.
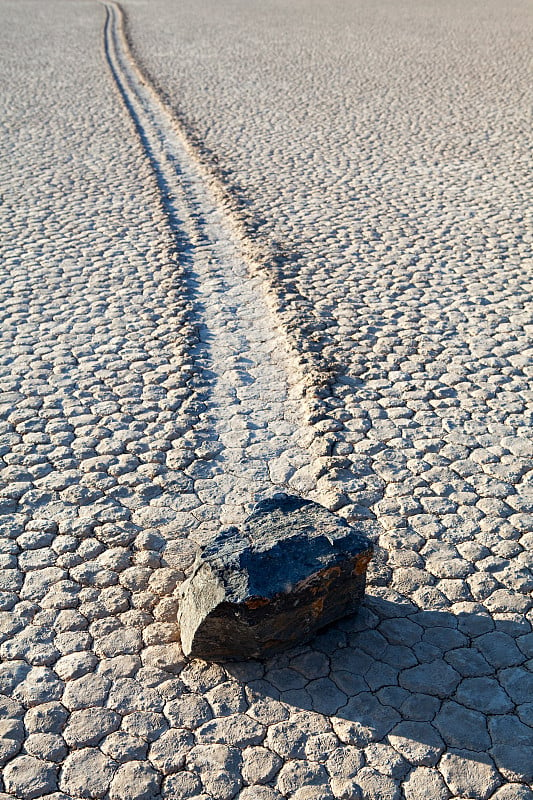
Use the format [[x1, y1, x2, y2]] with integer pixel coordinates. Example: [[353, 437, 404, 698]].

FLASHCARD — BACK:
[[102, 1, 314, 531]]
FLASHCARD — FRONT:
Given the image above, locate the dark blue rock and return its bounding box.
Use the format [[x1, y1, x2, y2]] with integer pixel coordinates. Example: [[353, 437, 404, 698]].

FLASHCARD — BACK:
[[178, 494, 374, 660]]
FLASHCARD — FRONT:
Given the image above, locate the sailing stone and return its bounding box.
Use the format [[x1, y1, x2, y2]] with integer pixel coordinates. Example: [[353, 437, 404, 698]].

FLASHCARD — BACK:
[[178, 494, 374, 660]]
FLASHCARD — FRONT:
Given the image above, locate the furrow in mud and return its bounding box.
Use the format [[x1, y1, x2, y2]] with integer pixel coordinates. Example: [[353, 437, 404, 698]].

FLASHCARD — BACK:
[[103, 0, 318, 534]]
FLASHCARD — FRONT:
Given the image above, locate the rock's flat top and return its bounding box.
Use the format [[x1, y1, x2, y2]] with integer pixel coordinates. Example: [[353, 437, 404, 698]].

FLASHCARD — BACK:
[[198, 495, 374, 601]]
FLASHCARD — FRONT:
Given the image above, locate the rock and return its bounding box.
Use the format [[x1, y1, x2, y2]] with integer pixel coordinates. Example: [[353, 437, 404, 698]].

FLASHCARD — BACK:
[[178, 495, 374, 659]]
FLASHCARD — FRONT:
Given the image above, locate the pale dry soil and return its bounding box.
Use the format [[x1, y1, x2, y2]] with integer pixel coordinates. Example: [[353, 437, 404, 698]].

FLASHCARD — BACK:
[[0, 0, 532, 799]]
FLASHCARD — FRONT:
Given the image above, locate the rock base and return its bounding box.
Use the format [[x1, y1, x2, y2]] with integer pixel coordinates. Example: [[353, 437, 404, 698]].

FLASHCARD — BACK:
[[178, 494, 374, 660]]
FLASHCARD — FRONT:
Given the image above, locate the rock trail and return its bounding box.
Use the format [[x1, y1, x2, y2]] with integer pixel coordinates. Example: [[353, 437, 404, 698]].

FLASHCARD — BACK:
[[103, 0, 316, 538]]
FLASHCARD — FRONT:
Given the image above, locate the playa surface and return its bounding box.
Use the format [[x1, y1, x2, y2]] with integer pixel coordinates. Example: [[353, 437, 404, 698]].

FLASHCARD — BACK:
[[0, 0, 532, 798]]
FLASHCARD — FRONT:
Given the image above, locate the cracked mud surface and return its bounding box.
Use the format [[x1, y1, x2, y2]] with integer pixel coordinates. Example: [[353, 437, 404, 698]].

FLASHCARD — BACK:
[[0, 0, 532, 798]]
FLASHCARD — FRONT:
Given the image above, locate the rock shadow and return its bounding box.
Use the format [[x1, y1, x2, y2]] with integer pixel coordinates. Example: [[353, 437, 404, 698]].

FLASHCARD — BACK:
[[225, 594, 533, 784]]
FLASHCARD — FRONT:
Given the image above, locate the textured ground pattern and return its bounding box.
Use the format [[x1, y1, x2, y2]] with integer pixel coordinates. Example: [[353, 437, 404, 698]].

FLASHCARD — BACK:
[[0, 0, 532, 799]]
